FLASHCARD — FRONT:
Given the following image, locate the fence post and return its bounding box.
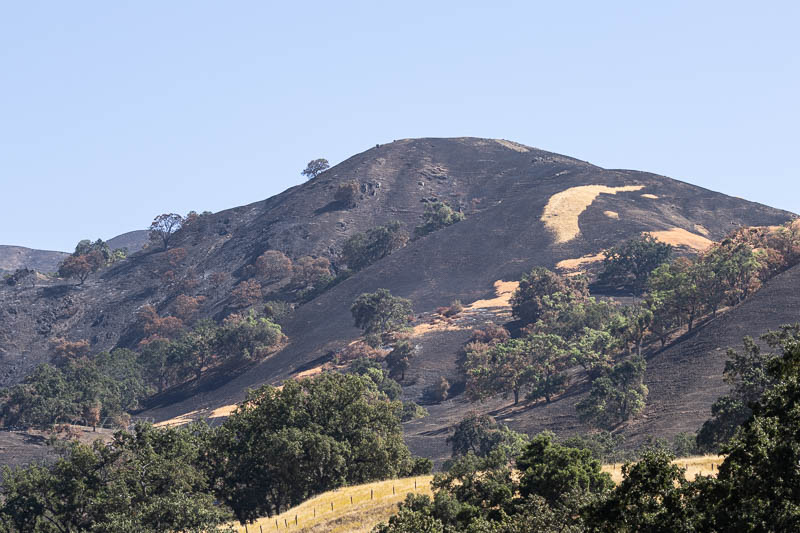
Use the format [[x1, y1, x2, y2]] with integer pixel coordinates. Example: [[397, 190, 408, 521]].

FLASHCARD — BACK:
[[284, 518, 288, 528], [393, 485, 395, 495], [295, 515, 298, 525], [371, 489, 373, 500], [350, 495, 353, 505], [331, 501, 334, 511], [260, 525, 264, 533]]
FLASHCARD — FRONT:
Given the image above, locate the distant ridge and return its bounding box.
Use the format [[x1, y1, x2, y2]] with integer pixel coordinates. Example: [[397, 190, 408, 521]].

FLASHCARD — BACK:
[[0, 230, 149, 275], [0, 245, 67, 274]]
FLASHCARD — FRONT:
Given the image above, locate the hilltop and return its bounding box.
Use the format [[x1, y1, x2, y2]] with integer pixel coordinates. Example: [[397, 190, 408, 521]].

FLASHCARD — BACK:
[[0, 137, 795, 466]]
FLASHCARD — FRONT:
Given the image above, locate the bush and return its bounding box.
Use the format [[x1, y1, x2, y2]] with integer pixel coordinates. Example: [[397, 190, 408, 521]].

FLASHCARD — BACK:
[[337, 340, 381, 363], [439, 300, 463, 318], [401, 402, 429, 422], [469, 324, 509, 345], [254, 250, 293, 281], [425, 377, 450, 403], [413, 201, 464, 238], [263, 300, 293, 322]]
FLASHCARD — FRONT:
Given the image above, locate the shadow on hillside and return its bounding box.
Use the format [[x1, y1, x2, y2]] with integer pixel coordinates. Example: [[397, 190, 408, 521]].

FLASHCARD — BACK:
[[138, 359, 258, 412], [40, 284, 78, 299]]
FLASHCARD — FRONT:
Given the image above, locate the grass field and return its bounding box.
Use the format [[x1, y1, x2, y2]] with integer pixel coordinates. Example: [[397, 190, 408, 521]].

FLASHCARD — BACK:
[[231, 476, 434, 533], [232, 455, 724, 532], [602, 454, 723, 484]]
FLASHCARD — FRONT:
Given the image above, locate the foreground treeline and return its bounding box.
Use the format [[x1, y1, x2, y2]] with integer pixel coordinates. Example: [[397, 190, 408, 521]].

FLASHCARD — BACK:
[[377, 326, 800, 532], [463, 222, 800, 428], [0, 310, 283, 429], [0, 372, 431, 532]]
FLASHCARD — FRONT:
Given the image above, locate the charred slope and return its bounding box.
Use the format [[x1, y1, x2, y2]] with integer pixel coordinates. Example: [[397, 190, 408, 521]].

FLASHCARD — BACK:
[[0, 246, 67, 275], [0, 138, 794, 460], [129, 139, 792, 425]]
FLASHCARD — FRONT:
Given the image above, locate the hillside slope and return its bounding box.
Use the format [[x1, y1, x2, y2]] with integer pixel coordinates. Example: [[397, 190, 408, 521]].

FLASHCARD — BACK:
[[0, 138, 794, 464], [0, 246, 67, 275]]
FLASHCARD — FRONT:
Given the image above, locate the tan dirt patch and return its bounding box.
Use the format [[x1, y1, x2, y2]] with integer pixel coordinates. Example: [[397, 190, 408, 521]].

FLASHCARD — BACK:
[[541, 185, 645, 243], [465, 280, 519, 310], [494, 139, 530, 152], [641, 193, 659, 199], [649, 228, 714, 251], [604, 210, 620, 219], [556, 252, 606, 271]]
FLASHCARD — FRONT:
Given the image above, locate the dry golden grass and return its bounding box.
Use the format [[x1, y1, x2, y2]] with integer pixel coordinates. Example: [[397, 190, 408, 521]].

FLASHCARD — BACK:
[[411, 280, 518, 337], [556, 252, 606, 272], [494, 139, 530, 152], [465, 280, 519, 310], [232, 455, 725, 532], [694, 224, 711, 237], [602, 455, 724, 484], [230, 476, 434, 533], [541, 185, 645, 243], [649, 228, 713, 251]]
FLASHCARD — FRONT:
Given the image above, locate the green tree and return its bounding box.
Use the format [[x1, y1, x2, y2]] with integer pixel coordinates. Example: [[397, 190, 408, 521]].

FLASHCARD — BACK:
[[413, 201, 465, 238], [698, 324, 800, 530], [584, 450, 695, 532], [596, 234, 672, 295], [0, 424, 233, 533], [526, 333, 570, 403], [648, 258, 704, 331], [216, 310, 283, 360], [511, 267, 588, 325], [697, 332, 781, 451], [577, 356, 648, 428], [385, 340, 415, 381], [466, 338, 533, 405], [447, 412, 528, 460], [301, 158, 329, 179], [175, 319, 220, 381], [517, 432, 614, 506], [206, 373, 426, 522], [350, 289, 413, 346]]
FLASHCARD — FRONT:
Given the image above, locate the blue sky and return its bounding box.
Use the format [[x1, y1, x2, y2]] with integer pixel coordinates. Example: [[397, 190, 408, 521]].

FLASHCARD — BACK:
[[1, 1, 798, 251]]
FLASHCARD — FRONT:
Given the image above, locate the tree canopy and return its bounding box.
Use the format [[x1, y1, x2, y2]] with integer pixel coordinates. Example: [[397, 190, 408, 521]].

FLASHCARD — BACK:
[[351, 289, 413, 346], [301, 158, 330, 179]]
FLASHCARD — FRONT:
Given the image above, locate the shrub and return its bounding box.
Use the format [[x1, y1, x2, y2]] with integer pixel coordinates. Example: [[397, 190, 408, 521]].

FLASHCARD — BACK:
[[254, 250, 293, 280], [413, 201, 465, 238], [231, 279, 262, 308]]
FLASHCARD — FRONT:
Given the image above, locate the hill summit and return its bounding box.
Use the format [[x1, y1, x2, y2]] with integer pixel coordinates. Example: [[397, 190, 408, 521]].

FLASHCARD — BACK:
[[0, 137, 795, 465]]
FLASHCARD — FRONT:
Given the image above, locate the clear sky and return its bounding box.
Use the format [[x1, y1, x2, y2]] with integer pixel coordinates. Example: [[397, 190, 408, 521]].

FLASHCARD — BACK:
[[1, 1, 798, 251]]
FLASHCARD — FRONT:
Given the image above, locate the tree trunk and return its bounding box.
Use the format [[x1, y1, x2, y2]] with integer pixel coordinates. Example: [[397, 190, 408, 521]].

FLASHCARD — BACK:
[[513, 389, 519, 405]]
